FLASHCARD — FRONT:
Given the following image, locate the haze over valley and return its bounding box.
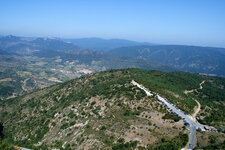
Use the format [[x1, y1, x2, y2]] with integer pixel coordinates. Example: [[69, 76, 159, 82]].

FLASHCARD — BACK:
[[0, 0, 225, 150]]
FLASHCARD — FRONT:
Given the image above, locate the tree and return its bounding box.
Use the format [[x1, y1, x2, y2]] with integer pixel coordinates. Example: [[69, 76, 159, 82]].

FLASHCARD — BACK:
[[0, 122, 4, 139]]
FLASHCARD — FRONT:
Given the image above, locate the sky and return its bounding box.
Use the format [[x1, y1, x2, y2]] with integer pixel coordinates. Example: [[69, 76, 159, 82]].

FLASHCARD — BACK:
[[0, 0, 225, 47]]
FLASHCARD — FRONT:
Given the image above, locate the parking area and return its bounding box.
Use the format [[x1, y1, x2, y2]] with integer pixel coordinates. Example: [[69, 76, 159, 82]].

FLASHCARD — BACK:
[[156, 95, 205, 149]]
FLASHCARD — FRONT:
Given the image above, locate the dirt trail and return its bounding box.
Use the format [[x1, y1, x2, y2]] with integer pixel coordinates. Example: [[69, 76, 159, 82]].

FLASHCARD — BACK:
[[22, 78, 30, 92], [183, 80, 205, 150], [184, 80, 205, 119], [184, 80, 206, 94], [192, 100, 201, 121], [199, 80, 206, 89], [184, 89, 194, 94]]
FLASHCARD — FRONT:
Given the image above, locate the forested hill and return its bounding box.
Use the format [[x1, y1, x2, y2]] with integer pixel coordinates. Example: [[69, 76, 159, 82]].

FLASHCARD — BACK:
[[1, 68, 224, 149], [110, 45, 225, 77]]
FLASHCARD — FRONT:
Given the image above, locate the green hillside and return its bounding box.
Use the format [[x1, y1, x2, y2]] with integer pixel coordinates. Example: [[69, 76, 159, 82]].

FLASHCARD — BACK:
[[0, 69, 224, 149]]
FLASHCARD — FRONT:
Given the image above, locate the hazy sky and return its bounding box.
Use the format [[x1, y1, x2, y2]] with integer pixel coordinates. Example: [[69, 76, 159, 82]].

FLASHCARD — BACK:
[[0, 0, 225, 47]]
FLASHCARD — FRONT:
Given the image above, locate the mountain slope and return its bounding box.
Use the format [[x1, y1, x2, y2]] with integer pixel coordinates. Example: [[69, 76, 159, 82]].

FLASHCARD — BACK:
[[63, 37, 153, 51], [1, 69, 224, 149], [110, 45, 225, 77]]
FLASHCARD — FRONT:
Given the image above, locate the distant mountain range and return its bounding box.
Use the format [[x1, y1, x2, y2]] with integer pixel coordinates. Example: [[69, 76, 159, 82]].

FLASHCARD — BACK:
[[110, 45, 225, 77], [1, 35, 225, 77], [0, 35, 79, 55], [0, 49, 9, 55], [63, 37, 154, 51], [0, 35, 170, 71]]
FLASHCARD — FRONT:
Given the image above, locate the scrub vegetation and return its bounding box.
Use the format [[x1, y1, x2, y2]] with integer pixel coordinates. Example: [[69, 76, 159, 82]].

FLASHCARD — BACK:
[[0, 68, 224, 149]]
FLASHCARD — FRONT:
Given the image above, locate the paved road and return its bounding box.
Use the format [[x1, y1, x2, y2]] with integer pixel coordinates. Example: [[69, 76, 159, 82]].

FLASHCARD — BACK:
[[131, 80, 205, 150], [189, 125, 196, 149], [131, 80, 153, 96], [156, 95, 205, 149]]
